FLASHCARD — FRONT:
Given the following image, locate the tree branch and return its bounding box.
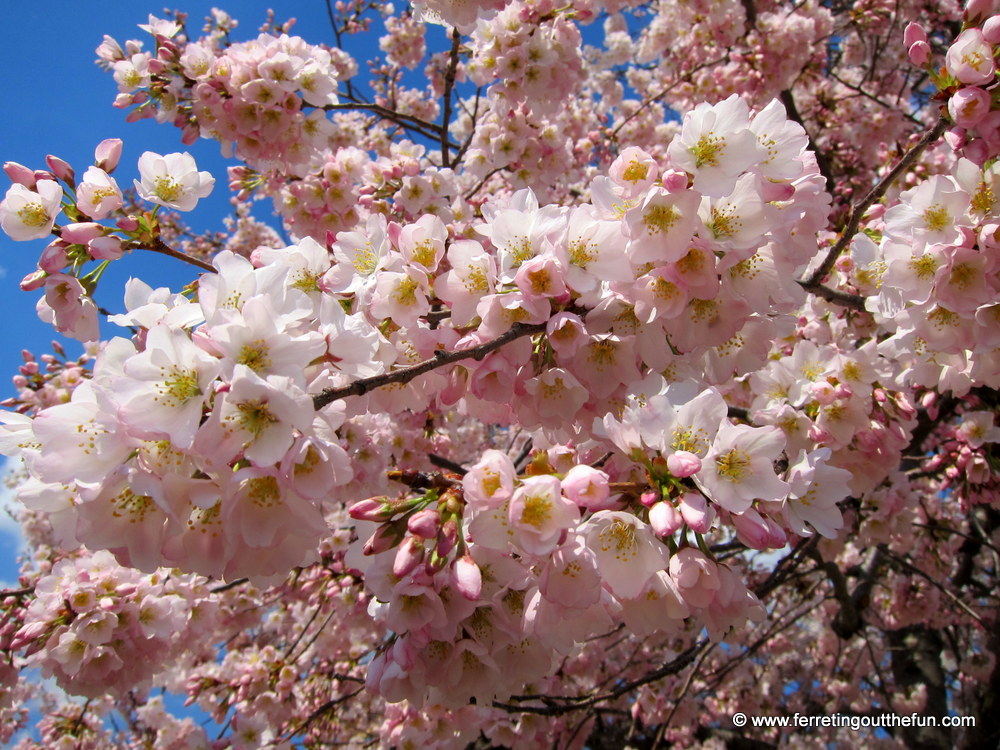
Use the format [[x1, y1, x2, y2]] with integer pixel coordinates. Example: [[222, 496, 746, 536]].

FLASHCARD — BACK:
[[440, 29, 461, 169], [779, 89, 836, 195], [804, 115, 948, 288], [797, 280, 867, 311], [128, 237, 217, 273], [312, 321, 547, 410]]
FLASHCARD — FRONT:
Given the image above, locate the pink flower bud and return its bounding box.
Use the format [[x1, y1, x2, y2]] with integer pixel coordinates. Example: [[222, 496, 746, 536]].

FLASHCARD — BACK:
[[561, 465, 611, 510], [908, 40, 931, 67], [962, 138, 989, 166], [679, 492, 714, 534], [660, 169, 689, 192], [985, 16, 1000, 44], [3, 161, 36, 188], [94, 138, 123, 173], [20, 270, 47, 292], [362, 524, 399, 556], [639, 490, 659, 508], [116, 216, 140, 232], [904, 22, 927, 47], [38, 243, 69, 273], [437, 518, 459, 557], [45, 155, 75, 185], [966, 0, 996, 23], [349, 497, 395, 522], [60, 222, 104, 244], [406, 508, 440, 539], [88, 236, 124, 261], [392, 537, 424, 578], [452, 555, 482, 600], [10, 621, 48, 651], [764, 517, 787, 548], [667, 450, 701, 478], [649, 501, 683, 537], [732, 508, 770, 550], [949, 87, 992, 128]]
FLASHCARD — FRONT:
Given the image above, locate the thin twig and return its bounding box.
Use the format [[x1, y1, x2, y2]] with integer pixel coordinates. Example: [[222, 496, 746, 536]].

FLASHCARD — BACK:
[[611, 58, 727, 139], [798, 281, 868, 311], [440, 29, 462, 169], [779, 89, 836, 195], [881, 549, 986, 626], [210, 577, 249, 593], [129, 238, 216, 273], [803, 115, 948, 288], [313, 321, 546, 410]]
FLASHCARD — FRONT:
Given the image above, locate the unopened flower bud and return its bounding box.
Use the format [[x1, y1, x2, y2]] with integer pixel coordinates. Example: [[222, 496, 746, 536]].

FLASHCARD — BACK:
[[20, 270, 47, 292], [452, 555, 482, 600], [732, 508, 771, 550], [349, 497, 395, 522], [38, 243, 69, 273], [661, 169, 689, 192], [679, 492, 714, 534], [437, 518, 459, 557], [407, 508, 440, 539], [649, 501, 683, 537], [903, 22, 927, 47], [908, 40, 930, 67], [94, 138, 123, 173], [362, 524, 400, 556], [89, 236, 124, 261], [60, 222, 104, 244], [45, 155, 75, 185], [392, 536, 424, 578], [985, 16, 1000, 44], [667, 450, 702, 478], [3, 161, 35, 188]]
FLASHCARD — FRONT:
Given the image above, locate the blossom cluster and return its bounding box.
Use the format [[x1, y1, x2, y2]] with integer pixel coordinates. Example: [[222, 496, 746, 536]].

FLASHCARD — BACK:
[[11, 551, 204, 698], [907, 7, 1000, 163], [100, 14, 350, 176]]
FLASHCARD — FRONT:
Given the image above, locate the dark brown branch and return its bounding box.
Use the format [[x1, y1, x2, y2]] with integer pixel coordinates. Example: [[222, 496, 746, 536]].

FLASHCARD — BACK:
[[826, 70, 924, 126], [611, 58, 727, 139], [326, 102, 459, 150], [779, 89, 835, 195], [282, 686, 366, 741], [0, 587, 33, 598], [428, 453, 467, 474], [804, 115, 948, 288], [210, 577, 249, 593], [797, 280, 868, 311], [464, 167, 507, 201], [492, 640, 709, 716], [313, 321, 546, 410], [440, 29, 462, 169], [881, 548, 986, 626], [128, 238, 217, 273]]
